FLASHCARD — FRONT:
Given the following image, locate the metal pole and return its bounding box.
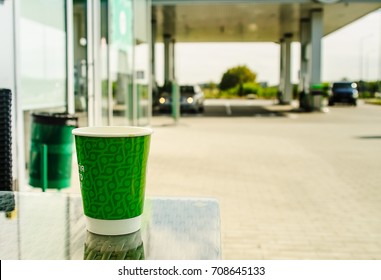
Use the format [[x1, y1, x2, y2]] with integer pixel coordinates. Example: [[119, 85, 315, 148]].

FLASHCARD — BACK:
[[87, 0, 94, 126], [379, 10, 381, 91], [66, 0, 75, 115], [13, 0, 26, 191], [359, 39, 363, 81], [164, 33, 171, 84], [107, 0, 113, 125]]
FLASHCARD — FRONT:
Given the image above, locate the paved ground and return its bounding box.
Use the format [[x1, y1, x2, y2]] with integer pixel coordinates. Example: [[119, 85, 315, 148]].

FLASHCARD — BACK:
[[66, 99, 381, 259]]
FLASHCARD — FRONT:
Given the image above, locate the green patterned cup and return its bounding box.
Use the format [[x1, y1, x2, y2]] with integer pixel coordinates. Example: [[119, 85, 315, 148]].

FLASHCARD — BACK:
[[72, 126, 152, 235]]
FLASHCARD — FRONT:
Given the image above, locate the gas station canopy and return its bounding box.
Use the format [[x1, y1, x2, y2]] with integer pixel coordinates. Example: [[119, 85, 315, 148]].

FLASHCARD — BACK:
[[152, 0, 381, 42]]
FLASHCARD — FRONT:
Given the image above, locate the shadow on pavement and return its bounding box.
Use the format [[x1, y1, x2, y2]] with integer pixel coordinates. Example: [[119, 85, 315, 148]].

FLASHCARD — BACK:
[[153, 105, 291, 118], [202, 104, 289, 117], [356, 136, 381, 140]]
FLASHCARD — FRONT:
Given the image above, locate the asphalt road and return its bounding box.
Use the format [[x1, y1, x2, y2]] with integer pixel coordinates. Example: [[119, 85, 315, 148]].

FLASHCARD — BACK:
[[153, 99, 289, 117]]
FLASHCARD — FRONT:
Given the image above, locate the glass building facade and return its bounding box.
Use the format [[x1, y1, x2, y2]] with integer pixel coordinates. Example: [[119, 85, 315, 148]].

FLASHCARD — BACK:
[[0, 0, 152, 191]]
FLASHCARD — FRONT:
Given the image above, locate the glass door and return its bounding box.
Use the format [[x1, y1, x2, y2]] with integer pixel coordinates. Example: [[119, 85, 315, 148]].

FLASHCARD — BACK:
[[72, 0, 150, 127], [135, 43, 150, 126], [134, 0, 151, 126], [73, 0, 89, 126], [100, 0, 111, 126], [109, 0, 134, 126], [73, 0, 107, 127]]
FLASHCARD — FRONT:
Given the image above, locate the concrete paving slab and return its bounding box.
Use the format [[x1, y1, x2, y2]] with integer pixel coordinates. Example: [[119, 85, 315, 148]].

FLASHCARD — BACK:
[[44, 99, 381, 259]]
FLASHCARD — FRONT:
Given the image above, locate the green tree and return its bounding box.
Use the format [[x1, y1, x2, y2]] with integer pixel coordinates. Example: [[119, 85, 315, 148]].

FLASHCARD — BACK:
[[219, 65, 257, 96]]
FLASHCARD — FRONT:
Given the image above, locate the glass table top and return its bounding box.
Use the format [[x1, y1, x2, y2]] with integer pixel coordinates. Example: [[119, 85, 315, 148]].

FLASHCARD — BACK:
[[0, 191, 221, 260]]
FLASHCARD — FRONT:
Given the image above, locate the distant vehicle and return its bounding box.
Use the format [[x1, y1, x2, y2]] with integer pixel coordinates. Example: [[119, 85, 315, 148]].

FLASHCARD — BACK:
[[156, 85, 205, 113], [328, 82, 358, 106]]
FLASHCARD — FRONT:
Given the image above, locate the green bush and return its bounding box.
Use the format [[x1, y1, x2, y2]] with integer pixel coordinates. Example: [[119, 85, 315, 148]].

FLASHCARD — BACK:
[[219, 86, 240, 98], [242, 83, 259, 95], [209, 84, 279, 99], [203, 88, 220, 99], [365, 99, 381, 105], [256, 86, 278, 99], [359, 91, 375, 99]]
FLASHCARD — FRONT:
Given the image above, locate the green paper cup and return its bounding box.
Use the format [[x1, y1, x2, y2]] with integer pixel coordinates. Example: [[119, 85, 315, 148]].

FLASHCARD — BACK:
[[72, 126, 152, 235]]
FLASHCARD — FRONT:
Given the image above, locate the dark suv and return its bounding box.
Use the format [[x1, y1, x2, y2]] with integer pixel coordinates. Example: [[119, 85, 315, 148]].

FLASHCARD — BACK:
[[329, 82, 358, 106]]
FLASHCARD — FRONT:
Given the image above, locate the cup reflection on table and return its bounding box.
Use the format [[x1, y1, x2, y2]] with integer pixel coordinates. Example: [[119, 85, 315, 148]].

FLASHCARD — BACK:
[[84, 229, 144, 260]]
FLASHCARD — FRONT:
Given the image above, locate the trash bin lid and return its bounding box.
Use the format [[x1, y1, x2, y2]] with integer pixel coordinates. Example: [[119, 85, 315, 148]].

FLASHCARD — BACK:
[[31, 112, 78, 126]]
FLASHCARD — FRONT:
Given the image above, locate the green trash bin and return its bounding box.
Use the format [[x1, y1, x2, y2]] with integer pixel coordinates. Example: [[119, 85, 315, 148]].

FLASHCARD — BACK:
[[29, 112, 78, 191], [310, 84, 324, 111]]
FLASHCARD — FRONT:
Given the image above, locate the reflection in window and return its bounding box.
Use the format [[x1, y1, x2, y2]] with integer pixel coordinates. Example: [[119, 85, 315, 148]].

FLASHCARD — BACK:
[[20, 0, 66, 110], [110, 0, 134, 125]]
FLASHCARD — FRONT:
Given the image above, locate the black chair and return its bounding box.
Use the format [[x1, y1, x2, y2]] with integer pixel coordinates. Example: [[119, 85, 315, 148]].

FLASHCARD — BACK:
[[0, 88, 13, 191]]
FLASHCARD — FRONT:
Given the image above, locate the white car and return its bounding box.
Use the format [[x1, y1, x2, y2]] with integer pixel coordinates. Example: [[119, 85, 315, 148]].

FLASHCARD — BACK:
[[158, 85, 205, 113]]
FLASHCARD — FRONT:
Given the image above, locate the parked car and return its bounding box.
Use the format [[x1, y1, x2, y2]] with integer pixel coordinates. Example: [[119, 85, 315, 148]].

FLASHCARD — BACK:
[[328, 82, 358, 106], [156, 84, 205, 113]]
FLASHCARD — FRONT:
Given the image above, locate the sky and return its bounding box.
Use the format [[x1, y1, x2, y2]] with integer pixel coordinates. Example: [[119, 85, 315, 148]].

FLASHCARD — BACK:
[[154, 8, 381, 86]]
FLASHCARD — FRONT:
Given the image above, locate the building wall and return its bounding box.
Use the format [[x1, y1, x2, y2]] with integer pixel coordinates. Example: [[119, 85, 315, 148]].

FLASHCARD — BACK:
[[0, 2, 15, 92], [19, 0, 67, 110], [1, 0, 152, 191], [0, 1, 17, 184]]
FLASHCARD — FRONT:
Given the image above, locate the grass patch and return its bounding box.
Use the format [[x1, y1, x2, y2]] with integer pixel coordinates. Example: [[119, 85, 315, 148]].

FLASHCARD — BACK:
[[364, 99, 381, 106], [203, 84, 278, 99]]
